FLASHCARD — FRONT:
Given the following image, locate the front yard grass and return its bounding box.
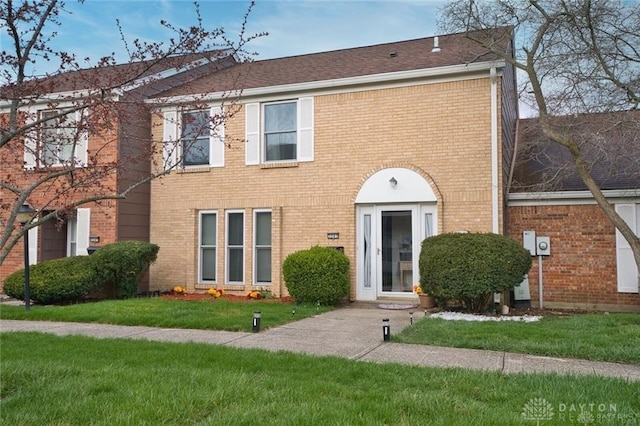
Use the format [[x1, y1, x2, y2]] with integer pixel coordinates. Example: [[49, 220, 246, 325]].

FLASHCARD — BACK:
[[395, 313, 640, 365], [1, 298, 639, 364], [1, 332, 639, 425], [0, 297, 331, 332]]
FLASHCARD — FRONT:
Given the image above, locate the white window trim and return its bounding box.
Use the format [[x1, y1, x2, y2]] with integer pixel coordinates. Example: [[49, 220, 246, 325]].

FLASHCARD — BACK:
[[198, 210, 218, 284], [225, 209, 245, 284], [253, 209, 272, 285], [245, 97, 314, 165], [76, 208, 91, 256], [615, 203, 639, 293]]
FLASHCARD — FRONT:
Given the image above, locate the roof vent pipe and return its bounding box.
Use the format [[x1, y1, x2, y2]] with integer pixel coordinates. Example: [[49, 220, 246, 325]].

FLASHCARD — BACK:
[[432, 36, 441, 53]]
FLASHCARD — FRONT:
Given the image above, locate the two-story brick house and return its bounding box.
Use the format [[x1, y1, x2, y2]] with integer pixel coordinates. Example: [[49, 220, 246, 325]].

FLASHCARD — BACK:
[[147, 28, 519, 302], [0, 52, 235, 288]]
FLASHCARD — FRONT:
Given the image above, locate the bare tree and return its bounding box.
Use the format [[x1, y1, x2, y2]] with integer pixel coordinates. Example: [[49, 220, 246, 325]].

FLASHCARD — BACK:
[[439, 0, 640, 278], [0, 0, 264, 265]]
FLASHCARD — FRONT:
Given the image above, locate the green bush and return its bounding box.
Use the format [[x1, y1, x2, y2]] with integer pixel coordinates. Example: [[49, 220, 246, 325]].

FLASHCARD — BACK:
[[283, 246, 350, 306], [419, 232, 532, 312], [90, 241, 159, 298], [3, 256, 99, 304]]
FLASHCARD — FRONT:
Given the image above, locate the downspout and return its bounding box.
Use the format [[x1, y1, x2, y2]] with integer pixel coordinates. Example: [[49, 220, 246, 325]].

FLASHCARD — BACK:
[[507, 119, 520, 196], [490, 67, 499, 234]]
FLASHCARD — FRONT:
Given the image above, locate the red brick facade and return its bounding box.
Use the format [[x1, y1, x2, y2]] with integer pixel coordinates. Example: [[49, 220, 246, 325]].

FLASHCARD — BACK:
[[508, 204, 640, 312]]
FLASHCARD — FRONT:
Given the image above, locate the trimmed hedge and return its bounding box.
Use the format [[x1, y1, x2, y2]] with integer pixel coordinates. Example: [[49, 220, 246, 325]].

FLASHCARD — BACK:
[[90, 241, 159, 298], [3, 240, 159, 304], [283, 246, 350, 306], [3, 256, 99, 305], [419, 232, 532, 312]]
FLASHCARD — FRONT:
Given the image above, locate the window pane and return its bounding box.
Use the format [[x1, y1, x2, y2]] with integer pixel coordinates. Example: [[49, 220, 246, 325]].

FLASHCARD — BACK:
[[228, 248, 243, 282], [228, 213, 243, 245], [201, 248, 216, 281], [265, 132, 296, 161], [256, 248, 271, 283], [41, 110, 77, 165], [255, 212, 271, 246], [264, 102, 296, 132], [424, 213, 433, 239], [363, 214, 371, 288], [182, 111, 209, 165], [201, 214, 216, 246]]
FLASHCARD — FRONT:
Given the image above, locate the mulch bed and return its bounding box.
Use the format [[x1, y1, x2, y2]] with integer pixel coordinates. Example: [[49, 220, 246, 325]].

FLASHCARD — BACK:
[[160, 293, 293, 304]]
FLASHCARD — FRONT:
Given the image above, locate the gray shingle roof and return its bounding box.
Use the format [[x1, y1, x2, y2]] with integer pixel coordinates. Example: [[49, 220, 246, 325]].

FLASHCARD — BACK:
[[151, 27, 513, 98], [512, 112, 640, 192]]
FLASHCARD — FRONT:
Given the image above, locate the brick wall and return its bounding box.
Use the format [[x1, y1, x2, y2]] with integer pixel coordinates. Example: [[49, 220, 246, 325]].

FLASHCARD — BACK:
[[508, 204, 640, 312], [150, 77, 503, 297], [0, 115, 121, 287]]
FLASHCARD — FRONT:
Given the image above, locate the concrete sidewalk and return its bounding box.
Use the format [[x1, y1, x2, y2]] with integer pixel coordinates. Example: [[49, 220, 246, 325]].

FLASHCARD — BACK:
[[1, 304, 639, 382]]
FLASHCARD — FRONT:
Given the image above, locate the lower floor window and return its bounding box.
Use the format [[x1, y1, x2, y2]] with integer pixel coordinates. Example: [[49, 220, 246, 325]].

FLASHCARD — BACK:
[[200, 212, 217, 282], [254, 211, 272, 284], [226, 211, 244, 283]]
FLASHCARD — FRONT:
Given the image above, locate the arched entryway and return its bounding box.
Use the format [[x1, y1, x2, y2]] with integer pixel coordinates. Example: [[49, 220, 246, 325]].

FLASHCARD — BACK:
[[355, 167, 438, 301]]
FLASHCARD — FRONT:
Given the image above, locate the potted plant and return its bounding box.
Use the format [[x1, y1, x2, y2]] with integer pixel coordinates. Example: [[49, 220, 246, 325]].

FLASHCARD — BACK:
[[413, 285, 436, 309]]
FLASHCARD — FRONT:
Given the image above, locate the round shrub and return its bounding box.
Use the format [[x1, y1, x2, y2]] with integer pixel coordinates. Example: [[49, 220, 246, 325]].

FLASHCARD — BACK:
[[3, 256, 99, 304], [283, 246, 350, 306], [90, 241, 159, 298], [419, 232, 532, 312]]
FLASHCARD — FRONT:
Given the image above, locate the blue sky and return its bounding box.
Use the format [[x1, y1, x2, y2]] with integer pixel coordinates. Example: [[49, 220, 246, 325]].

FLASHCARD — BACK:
[[10, 0, 447, 74]]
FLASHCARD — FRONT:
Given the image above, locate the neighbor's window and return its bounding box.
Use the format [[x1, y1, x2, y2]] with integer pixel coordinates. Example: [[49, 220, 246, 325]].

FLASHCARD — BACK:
[[181, 110, 210, 166], [264, 101, 296, 161], [200, 212, 217, 282], [40, 110, 80, 166], [226, 211, 244, 283], [254, 211, 272, 284]]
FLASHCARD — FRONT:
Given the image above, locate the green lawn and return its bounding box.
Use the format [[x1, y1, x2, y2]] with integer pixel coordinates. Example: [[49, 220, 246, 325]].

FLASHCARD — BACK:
[[0, 298, 331, 332], [395, 312, 640, 365], [2, 298, 639, 364], [1, 333, 639, 425]]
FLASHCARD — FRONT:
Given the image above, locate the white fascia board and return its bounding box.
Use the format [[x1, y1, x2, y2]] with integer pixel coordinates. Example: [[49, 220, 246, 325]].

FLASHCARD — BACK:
[[0, 90, 119, 112], [147, 60, 506, 106], [509, 189, 640, 206]]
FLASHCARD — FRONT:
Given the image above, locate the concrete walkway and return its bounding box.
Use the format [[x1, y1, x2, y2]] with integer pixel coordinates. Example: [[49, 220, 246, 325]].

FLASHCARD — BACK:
[[1, 304, 639, 382]]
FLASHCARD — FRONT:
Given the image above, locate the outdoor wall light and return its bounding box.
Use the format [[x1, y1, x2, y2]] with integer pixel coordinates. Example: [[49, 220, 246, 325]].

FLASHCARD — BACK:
[[17, 203, 37, 312], [382, 318, 390, 341], [252, 311, 262, 333], [389, 177, 398, 188]]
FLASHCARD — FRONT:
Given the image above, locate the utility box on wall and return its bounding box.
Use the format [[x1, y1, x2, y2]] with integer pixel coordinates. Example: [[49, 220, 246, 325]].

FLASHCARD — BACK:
[[523, 231, 536, 255], [536, 237, 551, 256]]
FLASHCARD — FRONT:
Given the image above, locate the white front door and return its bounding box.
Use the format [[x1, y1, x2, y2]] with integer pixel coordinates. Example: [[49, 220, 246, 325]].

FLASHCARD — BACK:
[[356, 204, 436, 300]]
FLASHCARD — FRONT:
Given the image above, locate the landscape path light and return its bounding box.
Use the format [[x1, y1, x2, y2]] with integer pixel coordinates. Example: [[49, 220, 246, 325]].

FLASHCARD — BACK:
[[382, 318, 390, 342]]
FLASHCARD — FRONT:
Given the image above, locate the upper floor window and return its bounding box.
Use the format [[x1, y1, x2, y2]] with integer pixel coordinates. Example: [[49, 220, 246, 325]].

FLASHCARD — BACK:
[[162, 106, 224, 170], [24, 109, 88, 169], [264, 101, 296, 161], [245, 97, 314, 165], [182, 110, 210, 166]]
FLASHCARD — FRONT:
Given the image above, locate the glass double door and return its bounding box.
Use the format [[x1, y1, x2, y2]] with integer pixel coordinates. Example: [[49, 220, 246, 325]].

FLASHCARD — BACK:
[[357, 204, 435, 300]]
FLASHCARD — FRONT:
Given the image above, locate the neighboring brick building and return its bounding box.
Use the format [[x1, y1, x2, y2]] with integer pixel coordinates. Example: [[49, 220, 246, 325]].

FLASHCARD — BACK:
[[508, 115, 640, 312], [0, 53, 234, 288], [148, 28, 519, 302]]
